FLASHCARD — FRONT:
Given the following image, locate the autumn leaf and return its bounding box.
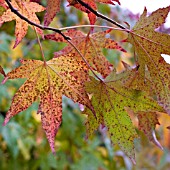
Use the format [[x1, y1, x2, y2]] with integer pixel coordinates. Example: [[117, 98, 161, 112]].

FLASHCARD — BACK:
[[84, 72, 164, 162], [128, 6, 170, 114], [44, 0, 61, 26], [115, 63, 156, 97], [45, 29, 125, 78], [0, 65, 6, 77], [0, 0, 45, 48], [67, 0, 120, 25], [137, 111, 163, 150], [2, 54, 93, 153]]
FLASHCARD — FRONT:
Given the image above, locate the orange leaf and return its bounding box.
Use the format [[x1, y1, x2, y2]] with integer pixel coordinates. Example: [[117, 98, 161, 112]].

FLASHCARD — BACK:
[[45, 29, 125, 78], [0, 0, 45, 48], [3, 54, 93, 153]]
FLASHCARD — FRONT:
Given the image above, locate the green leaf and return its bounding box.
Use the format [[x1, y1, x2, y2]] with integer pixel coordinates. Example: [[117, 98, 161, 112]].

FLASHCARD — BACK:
[[84, 75, 164, 162]]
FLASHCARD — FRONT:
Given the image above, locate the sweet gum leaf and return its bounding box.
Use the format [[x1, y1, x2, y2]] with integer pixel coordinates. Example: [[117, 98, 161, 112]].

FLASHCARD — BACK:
[[3, 53, 93, 153], [0, 0, 45, 48], [128, 6, 170, 114], [45, 29, 125, 78], [84, 73, 163, 162]]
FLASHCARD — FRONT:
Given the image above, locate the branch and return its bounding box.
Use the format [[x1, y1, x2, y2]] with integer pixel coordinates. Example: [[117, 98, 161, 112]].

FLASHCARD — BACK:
[[5, 0, 71, 40], [59, 24, 127, 31], [76, 0, 127, 30]]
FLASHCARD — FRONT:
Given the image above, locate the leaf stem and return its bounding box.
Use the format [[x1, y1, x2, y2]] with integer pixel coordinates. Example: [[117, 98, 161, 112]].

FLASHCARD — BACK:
[[34, 27, 46, 65], [59, 25, 128, 32]]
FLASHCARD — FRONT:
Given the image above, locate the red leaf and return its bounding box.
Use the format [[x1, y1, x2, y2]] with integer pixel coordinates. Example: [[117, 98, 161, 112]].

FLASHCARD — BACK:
[[67, 0, 120, 25], [44, 0, 61, 26]]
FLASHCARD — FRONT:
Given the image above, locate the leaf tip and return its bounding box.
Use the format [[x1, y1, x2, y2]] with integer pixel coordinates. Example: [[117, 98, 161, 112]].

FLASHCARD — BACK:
[[2, 117, 9, 126], [13, 41, 19, 49], [1, 76, 9, 84], [131, 157, 136, 165], [167, 126, 170, 130]]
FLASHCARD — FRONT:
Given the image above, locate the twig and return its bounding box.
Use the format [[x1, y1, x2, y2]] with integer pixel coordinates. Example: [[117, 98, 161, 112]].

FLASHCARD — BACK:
[[59, 24, 128, 31], [76, 0, 127, 31], [5, 0, 71, 40]]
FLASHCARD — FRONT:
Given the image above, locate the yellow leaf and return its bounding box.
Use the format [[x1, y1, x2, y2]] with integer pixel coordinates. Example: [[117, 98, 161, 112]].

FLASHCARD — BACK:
[[3, 53, 93, 153], [128, 6, 170, 114]]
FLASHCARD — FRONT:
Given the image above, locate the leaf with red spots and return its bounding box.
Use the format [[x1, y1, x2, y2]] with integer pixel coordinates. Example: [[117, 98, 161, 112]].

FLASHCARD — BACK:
[[137, 111, 163, 150], [128, 6, 170, 114], [67, 0, 120, 25], [0, 65, 6, 77], [45, 29, 125, 78], [2, 53, 93, 153], [44, 0, 61, 26], [0, 0, 45, 48], [84, 73, 164, 162]]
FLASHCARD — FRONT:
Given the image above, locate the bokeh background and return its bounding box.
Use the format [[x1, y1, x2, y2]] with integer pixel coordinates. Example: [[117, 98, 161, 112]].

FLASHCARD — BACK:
[[0, 1, 170, 169]]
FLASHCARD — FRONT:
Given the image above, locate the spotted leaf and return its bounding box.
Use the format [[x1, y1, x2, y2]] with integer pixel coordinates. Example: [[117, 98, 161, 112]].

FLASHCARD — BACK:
[[44, 0, 61, 26], [45, 29, 125, 78], [0, 0, 45, 48], [2, 53, 93, 153], [84, 74, 164, 162], [128, 6, 170, 114]]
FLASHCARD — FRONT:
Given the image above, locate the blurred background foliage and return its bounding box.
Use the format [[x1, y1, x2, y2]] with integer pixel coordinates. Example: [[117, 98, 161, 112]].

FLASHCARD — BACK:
[[0, 1, 170, 169]]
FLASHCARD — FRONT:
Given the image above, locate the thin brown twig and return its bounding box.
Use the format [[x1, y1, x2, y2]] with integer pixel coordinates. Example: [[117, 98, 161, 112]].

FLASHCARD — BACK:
[[76, 0, 128, 31]]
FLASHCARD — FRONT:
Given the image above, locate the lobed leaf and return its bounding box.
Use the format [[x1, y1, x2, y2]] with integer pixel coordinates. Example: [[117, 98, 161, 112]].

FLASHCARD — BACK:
[[0, 0, 45, 48], [128, 6, 170, 114], [84, 73, 164, 162], [45, 29, 125, 78], [2, 53, 93, 153]]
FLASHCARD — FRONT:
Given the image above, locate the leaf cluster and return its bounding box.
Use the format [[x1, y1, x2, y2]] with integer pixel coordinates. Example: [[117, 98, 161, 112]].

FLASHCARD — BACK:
[[0, 0, 170, 163]]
